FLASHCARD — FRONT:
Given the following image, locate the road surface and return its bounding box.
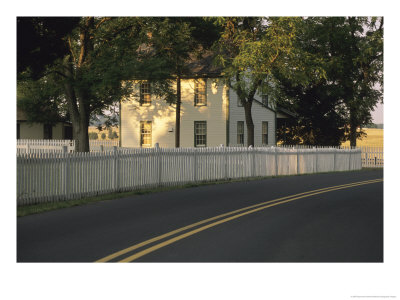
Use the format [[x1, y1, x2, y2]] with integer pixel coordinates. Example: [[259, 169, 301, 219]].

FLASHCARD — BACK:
[[17, 169, 383, 262]]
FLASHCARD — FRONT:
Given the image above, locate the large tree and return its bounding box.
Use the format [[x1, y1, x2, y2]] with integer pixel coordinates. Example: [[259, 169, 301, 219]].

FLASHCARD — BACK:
[[213, 17, 302, 146], [336, 17, 383, 147], [272, 17, 347, 146], [17, 17, 148, 151], [273, 17, 383, 147], [273, 79, 348, 146]]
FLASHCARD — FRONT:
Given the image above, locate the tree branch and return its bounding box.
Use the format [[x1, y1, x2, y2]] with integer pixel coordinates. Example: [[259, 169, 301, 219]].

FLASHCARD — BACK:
[[95, 17, 112, 29], [67, 35, 77, 63], [78, 17, 94, 67]]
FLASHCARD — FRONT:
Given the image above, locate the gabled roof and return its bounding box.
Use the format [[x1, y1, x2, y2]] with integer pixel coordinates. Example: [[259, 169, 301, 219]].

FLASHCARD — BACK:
[[276, 106, 297, 118], [253, 99, 297, 118], [253, 98, 276, 114], [184, 51, 222, 78], [137, 43, 222, 79]]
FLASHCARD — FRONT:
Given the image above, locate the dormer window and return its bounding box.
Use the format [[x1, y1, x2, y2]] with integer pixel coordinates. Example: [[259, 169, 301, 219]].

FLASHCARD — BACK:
[[194, 79, 207, 106], [140, 82, 151, 106]]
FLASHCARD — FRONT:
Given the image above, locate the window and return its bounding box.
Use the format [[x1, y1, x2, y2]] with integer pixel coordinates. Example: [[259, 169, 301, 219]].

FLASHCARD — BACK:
[[140, 121, 152, 147], [140, 82, 151, 106], [43, 124, 53, 139], [194, 121, 207, 147], [262, 122, 268, 145], [262, 94, 269, 107], [237, 98, 243, 107], [64, 125, 73, 140], [237, 121, 244, 145], [194, 79, 207, 106]]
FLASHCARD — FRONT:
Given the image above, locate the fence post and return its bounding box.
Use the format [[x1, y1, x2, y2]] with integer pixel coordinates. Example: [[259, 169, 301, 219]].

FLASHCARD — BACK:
[[333, 148, 337, 172], [220, 144, 228, 180], [69, 140, 74, 153], [348, 149, 352, 171], [62, 146, 69, 200], [26, 144, 30, 154], [296, 149, 300, 175], [274, 147, 278, 176], [155, 143, 162, 187], [249, 145, 255, 177], [360, 148, 363, 169], [193, 148, 197, 183], [112, 146, 119, 192]]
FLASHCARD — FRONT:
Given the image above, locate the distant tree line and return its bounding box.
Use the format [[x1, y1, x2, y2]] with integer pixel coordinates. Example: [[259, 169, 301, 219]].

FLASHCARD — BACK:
[[363, 123, 383, 129], [88, 128, 118, 140]]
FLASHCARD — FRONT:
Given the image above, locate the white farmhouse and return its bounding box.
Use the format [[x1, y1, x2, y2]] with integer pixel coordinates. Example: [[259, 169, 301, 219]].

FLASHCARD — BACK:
[[120, 56, 292, 148]]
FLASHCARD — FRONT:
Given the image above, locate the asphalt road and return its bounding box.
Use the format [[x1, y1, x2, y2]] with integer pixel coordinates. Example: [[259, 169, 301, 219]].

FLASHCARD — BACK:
[[17, 169, 383, 262]]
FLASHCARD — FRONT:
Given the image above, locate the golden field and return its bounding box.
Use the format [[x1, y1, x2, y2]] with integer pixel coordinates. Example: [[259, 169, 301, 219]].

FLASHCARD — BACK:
[[88, 126, 119, 141], [342, 128, 383, 148]]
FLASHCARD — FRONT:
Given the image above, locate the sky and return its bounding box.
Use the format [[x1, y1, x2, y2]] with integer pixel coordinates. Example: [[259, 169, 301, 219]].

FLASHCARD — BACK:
[[371, 102, 384, 123]]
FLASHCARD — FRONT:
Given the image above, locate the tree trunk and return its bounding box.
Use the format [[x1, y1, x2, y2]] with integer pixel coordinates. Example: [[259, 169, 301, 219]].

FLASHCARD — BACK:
[[175, 75, 181, 148], [67, 105, 90, 152], [349, 108, 357, 148], [243, 100, 255, 147], [236, 74, 260, 148], [62, 57, 90, 152], [75, 112, 90, 152], [70, 119, 88, 152]]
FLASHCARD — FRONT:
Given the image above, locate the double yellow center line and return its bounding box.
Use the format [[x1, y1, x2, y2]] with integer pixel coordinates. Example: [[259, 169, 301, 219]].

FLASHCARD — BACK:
[[96, 178, 383, 262]]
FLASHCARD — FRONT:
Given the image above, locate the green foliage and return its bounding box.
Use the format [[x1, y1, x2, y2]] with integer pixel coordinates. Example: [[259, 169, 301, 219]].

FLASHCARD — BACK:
[[17, 72, 68, 125], [214, 17, 307, 85], [88, 132, 98, 140], [17, 17, 221, 150], [135, 18, 221, 103], [107, 128, 118, 139], [213, 17, 303, 146], [274, 17, 383, 146], [101, 133, 106, 140], [17, 17, 150, 151]]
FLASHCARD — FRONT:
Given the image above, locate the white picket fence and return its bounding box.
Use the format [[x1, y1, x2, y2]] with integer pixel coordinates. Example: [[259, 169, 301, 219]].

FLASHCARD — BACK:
[[16, 139, 119, 154], [277, 145, 383, 168], [88, 140, 120, 152], [16, 146, 362, 206], [16, 139, 75, 154], [359, 146, 384, 168], [16, 140, 383, 168]]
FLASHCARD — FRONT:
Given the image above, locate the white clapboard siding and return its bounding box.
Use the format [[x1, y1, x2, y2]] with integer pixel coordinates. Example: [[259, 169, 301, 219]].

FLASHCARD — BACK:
[[17, 146, 362, 206]]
